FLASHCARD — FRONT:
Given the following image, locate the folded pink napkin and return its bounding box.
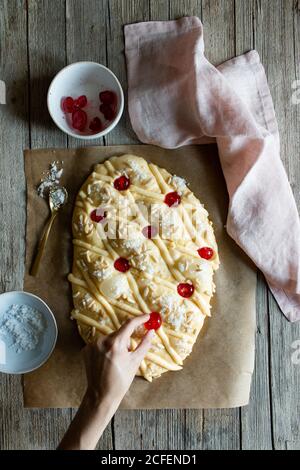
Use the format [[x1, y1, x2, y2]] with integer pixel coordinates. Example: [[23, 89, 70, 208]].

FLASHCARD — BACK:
[[125, 16, 300, 322]]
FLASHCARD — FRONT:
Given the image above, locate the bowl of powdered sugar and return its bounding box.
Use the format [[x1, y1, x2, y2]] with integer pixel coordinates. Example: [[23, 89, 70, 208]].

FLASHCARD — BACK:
[[0, 291, 57, 374]]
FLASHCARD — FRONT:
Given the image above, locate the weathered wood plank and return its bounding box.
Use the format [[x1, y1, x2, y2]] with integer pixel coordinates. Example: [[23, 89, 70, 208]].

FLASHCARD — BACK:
[[0, 375, 26, 449], [114, 408, 203, 450], [108, 0, 204, 451], [0, 0, 70, 452], [183, 410, 204, 449], [149, 0, 169, 20], [13, 0, 72, 450], [105, 0, 150, 146], [200, 0, 240, 450], [65, 0, 107, 148], [0, 0, 29, 451], [202, 0, 235, 64], [254, 0, 300, 451], [69, 406, 114, 450], [234, 0, 255, 55], [169, 0, 202, 18], [0, 0, 73, 451], [0, 3, 28, 290], [235, 0, 273, 450], [168, 0, 205, 451], [241, 274, 273, 449], [201, 409, 240, 450], [28, 0, 67, 148], [65, 0, 115, 448], [114, 410, 186, 450], [103, 0, 168, 450]]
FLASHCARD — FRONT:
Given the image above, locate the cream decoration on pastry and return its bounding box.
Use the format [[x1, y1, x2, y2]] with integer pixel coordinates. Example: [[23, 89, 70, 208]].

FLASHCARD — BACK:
[[68, 154, 219, 382]]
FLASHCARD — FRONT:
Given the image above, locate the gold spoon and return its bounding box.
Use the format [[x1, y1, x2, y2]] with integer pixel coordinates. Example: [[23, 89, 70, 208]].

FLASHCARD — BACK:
[[31, 186, 68, 276]]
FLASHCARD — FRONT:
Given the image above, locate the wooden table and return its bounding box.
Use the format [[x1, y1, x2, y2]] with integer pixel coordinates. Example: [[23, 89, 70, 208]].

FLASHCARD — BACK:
[[0, 0, 299, 450]]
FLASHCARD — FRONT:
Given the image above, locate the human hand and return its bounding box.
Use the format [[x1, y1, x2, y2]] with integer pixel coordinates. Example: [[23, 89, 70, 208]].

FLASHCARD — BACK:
[[83, 313, 154, 408], [58, 314, 154, 450]]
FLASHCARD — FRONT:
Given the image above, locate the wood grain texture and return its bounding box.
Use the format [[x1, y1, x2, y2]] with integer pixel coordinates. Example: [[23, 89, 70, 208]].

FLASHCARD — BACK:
[[169, 0, 202, 19], [235, 0, 273, 450], [65, 0, 114, 448], [202, 0, 235, 64], [66, 0, 107, 148], [0, 0, 29, 451], [241, 274, 273, 450], [25, 0, 74, 451], [28, 0, 67, 148], [254, 0, 300, 450], [105, 0, 150, 145], [200, 0, 241, 450], [149, 0, 169, 20], [0, 0, 300, 450]]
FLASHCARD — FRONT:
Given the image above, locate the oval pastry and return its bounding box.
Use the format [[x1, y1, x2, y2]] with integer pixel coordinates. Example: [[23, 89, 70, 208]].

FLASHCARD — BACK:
[[68, 154, 219, 382]]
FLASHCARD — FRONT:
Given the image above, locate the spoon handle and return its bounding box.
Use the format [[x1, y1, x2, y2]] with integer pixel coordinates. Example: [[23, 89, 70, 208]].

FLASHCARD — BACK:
[[30, 211, 58, 277]]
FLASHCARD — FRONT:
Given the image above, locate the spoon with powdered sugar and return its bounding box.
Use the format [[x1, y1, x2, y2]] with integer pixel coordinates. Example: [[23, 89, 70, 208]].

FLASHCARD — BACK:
[[31, 186, 68, 276]]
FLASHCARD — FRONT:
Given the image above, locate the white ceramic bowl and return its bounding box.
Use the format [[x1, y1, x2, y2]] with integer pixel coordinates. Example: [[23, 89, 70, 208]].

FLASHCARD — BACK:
[[0, 291, 57, 374], [47, 61, 124, 140]]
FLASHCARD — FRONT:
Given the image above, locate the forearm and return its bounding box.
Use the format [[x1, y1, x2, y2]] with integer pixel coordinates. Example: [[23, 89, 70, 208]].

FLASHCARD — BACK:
[[58, 316, 152, 450], [58, 391, 119, 450]]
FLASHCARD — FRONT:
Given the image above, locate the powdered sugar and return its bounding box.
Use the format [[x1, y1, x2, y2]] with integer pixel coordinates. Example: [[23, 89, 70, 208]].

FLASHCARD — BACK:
[[159, 293, 187, 330], [122, 237, 144, 253], [92, 266, 113, 281], [50, 187, 67, 208], [128, 159, 148, 181], [170, 175, 187, 194], [0, 304, 46, 353], [100, 274, 130, 299], [37, 161, 64, 198]]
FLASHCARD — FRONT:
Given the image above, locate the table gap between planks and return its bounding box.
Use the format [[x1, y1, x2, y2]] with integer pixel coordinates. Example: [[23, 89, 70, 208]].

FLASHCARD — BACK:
[[0, 0, 299, 450]]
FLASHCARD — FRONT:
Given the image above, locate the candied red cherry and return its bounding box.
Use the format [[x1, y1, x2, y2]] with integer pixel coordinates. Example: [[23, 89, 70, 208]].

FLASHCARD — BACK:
[[114, 175, 130, 191], [99, 90, 117, 106], [74, 95, 87, 108], [114, 257, 130, 273], [198, 247, 214, 260], [144, 312, 162, 331], [142, 225, 158, 239], [164, 191, 181, 207], [89, 117, 102, 133], [62, 96, 75, 113], [177, 282, 194, 298], [100, 103, 117, 121], [72, 108, 87, 131], [90, 208, 106, 223]]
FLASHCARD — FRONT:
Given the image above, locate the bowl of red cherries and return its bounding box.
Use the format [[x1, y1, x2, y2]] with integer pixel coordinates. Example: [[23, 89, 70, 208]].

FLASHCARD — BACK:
[[47, 61, 124, 139]]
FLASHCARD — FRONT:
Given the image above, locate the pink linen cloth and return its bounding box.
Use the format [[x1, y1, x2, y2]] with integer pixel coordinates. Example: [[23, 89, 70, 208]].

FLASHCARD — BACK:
[[124, 16, 300, 322]]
